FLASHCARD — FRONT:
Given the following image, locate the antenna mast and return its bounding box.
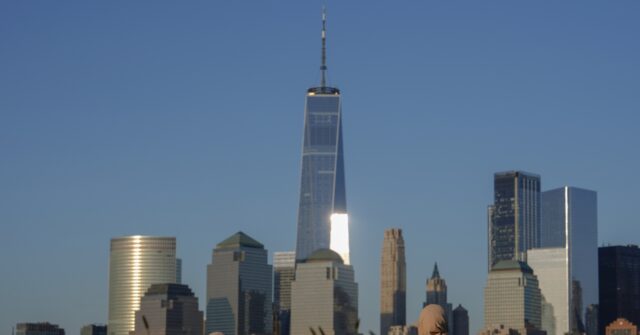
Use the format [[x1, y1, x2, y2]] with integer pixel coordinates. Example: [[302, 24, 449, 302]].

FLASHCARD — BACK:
[[320, 7, 327, 88]]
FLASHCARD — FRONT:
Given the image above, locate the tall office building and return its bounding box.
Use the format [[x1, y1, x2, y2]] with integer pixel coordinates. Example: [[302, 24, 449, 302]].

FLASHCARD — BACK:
[[131, 283, 203, 335], [585, 304, 598, 335], [425, 263, 453, 326], [206, 232, 273, 335], [484, 260, 542, 333], [108, 236, 178, 335], [80, 324, 106, 335], [16, 323, 65, 335], [290, 249, 358, 335], [598, 245, 640, 335], [295, 9, 348, 262], [526, 187, 598, 335], [488, 171, 541, 270], [274, 251, 296, 335], [453, 305, 469, 335], [380, 228, 406, 335]]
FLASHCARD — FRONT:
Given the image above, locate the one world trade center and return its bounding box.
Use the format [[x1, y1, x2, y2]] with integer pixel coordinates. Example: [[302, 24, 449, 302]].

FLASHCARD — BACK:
[[295, 10, 348, 262]]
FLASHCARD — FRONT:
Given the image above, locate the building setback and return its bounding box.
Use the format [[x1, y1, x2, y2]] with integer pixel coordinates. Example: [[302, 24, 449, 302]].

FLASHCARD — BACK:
[[488, 171, 541, 270], [380, 228, 406, 335], [598, 245, 640, 335], [108, 236, 178, 335], [291, 249, 358, 335], [484, 260, 542, 334], [206, 231, 273, 335]]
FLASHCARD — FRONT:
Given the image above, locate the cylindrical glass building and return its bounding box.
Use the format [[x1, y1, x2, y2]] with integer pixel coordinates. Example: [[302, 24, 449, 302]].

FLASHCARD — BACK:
[[108, 236, 177, 335]]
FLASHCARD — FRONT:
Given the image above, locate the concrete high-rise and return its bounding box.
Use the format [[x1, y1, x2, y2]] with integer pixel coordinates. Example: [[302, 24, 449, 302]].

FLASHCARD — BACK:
[[295, 9, 348, 262], [206, 231, 273, 335], [484, 260, 542, 333], [425, 263, 453, 326], [108, 236, 178, 335], [291, 249, 358, 335], [380, 228, 406, 335], [488, 171, 541, 270], [131, 283, 203, 335], [527, 186, 598, 335], [598, 245, 640, 335], [453, 305, 469, 335], [80, 324, 106, 335], [16, 323, 65, 335], [274, 251, 296, 335]]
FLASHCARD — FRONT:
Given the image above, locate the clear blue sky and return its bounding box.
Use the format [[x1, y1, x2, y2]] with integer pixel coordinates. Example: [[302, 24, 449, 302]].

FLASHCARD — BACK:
[[1, 1, 639, 333]]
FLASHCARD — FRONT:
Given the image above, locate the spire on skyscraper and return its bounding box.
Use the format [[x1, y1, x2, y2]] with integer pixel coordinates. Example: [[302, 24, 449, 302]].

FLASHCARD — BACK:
[[432, 262, 440, 279], [320, 6, 327, 88]]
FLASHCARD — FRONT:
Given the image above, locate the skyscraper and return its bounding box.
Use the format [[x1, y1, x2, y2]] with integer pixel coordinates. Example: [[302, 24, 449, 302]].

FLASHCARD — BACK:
[[488, 171, 541, 270], [274, 251, 296, 335], [453, 305, 469, 335], [598, 245, 640, 335], [16, 323, 65, 335], [131, 283, 203, 335], [295, 9, 348, 262], [484, 260, 542, 333], [206, 231, 273, 335], [425, 263, 453, 329], [380, 228, 406, 335], [528, 186, 598, 335], [108, 236, 178, 335], [290, 249, 358, 335]]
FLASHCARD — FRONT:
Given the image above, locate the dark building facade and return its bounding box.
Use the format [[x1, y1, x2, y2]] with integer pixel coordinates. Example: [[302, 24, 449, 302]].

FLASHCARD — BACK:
[[453, 305, 469, 335], [16, 323, 65, 335], [598, 245, 640, 335], [488, 171, 541, 270], [273, 251, 295, 335], [294, 9, 347, 262], [131, 284, 203, 335], [80, 324, 106, 335], [206, 232, 273, 335]]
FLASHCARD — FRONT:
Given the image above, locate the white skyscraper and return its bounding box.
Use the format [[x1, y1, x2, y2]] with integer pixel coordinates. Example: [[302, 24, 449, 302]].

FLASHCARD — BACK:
[[290, 249, 358, 335]]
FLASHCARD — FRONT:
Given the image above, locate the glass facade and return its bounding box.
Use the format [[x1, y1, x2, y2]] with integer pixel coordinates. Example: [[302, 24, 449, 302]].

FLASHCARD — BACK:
[[274, 251, 296, 335], [528, 248, 569, 335], [488, 171, 540, 270], [537, 186, 598, 334], [295, 86, 347, 262], [206, 232, 273, 335], [598, 245, 640, 335], [107, 236, 178, 335], [16, 323, 65, 335]]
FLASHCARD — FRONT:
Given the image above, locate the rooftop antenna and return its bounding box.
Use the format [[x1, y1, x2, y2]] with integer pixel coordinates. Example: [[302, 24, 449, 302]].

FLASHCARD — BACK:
[[320, 6, 327, 88]]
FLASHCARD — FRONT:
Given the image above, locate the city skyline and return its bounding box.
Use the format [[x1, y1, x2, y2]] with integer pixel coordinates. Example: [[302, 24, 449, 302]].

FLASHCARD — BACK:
[[2, 1, 639, 334]]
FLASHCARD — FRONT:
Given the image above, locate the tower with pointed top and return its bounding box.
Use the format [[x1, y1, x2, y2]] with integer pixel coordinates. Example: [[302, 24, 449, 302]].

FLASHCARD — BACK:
[[205, 231, 273, 335], [425, 263, 453, 329], [295, 9, 348, 262]]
